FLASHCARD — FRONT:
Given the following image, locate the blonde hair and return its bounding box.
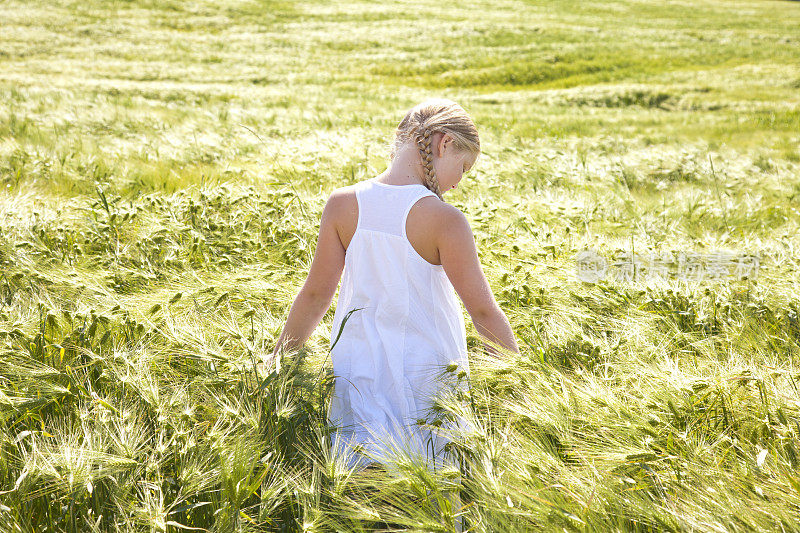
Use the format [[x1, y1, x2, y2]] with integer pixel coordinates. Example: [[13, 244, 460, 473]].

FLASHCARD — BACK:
[[389, 98, 480, 201]]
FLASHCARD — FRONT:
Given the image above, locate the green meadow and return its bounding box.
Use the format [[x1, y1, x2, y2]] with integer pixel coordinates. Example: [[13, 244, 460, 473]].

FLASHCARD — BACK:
[[2, 0, 800, 530]]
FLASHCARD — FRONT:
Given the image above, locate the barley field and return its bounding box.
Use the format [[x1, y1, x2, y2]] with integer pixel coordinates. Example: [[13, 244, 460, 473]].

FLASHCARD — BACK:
[[2, 0, 800, 531]]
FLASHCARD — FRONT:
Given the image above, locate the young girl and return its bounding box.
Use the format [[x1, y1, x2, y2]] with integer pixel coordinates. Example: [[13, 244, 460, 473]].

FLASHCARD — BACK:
[[269, 97, 519, 480]]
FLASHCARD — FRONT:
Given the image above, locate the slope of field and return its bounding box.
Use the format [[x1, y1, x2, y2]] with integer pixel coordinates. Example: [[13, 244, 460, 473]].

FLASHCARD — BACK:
[[1, 0, 800, 531]]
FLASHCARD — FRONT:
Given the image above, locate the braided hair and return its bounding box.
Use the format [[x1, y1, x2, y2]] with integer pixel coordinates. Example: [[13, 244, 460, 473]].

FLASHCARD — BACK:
[[390, 98, 480, 201], [415, 125, 442, 199]]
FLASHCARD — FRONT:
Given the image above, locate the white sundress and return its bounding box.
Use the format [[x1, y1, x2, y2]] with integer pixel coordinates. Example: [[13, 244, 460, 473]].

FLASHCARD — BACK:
[[328, 176, 471, 473]]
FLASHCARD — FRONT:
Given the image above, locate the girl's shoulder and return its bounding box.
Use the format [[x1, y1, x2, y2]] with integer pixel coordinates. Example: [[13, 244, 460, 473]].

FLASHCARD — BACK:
[[409, 194, 459, 219], [326, 184, 358, 213], [322, 186, 359, 246], [325, 181, 465, 228], [407, 197, 467, 250]]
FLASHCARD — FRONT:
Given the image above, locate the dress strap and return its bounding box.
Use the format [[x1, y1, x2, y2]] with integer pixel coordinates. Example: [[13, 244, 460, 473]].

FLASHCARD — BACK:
[[356, 179, 436, 237]]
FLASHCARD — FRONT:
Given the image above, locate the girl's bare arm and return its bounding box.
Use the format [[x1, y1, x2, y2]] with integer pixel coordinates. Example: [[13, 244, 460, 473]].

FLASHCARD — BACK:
[[437, 205, 520, 357], [270, 192, 346, 362]]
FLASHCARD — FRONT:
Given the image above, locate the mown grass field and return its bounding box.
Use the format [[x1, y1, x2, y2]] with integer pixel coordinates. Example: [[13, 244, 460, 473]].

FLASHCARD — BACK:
[[2, 0, 800, 531]]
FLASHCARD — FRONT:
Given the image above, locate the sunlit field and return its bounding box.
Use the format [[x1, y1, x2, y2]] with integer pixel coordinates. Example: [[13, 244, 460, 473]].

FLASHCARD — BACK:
[[2, 0, 800, 531]]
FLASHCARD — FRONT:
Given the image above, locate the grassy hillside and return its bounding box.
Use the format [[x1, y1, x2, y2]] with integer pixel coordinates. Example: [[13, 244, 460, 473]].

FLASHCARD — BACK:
[[2, 0, 800, 531]]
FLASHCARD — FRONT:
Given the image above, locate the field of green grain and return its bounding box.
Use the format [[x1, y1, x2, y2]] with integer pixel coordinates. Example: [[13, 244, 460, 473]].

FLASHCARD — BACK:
[[2, 0, 800, 531]]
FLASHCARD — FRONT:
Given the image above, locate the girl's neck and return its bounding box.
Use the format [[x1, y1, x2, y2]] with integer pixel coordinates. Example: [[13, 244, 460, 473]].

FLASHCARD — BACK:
[[373, 175, 424, 187], [375, 169, 426, 187], [377, 152, 427, 186]]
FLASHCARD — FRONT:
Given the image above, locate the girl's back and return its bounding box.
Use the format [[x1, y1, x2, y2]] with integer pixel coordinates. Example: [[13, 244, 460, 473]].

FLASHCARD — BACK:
[[335, 177, 456, 266], [328, 176, 469, 471]]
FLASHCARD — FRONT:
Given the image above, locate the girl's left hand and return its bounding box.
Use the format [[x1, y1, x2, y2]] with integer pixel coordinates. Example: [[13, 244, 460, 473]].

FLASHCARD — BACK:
[[258, 352, 281, 375]]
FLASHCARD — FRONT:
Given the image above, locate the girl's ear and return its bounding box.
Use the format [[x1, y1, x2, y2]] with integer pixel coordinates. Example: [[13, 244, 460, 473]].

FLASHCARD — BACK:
[[436, 132, 452, 158]]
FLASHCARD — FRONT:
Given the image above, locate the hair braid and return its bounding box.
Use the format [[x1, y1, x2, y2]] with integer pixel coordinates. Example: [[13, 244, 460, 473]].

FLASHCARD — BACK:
[[416, 125, 443, 201], [388, 98, 480, 200]]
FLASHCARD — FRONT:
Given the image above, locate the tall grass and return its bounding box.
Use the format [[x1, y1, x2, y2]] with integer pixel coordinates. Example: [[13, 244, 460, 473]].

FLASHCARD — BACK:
[[2, 0, 800, 531]]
